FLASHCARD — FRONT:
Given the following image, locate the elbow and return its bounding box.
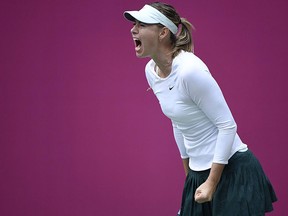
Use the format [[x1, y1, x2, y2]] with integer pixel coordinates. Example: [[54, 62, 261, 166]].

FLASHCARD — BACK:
[[218, 120, 237, 135], [228, 123, 237, 134]]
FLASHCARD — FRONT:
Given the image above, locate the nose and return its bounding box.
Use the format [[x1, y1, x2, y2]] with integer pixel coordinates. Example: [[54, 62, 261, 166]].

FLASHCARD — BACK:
[[130, 23, 138, 35]]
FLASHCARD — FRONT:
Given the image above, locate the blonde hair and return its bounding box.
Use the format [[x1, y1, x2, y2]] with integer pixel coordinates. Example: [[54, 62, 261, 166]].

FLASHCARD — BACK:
[[149, 2, 194, 58]]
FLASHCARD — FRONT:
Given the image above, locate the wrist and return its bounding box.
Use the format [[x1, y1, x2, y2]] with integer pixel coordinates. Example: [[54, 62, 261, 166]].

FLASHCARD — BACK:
[[207, 163, 225, 186], [206, 176, 220, 187]]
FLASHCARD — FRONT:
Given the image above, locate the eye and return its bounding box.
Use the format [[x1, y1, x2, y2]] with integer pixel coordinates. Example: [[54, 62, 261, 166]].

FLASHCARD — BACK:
[[139, 22, 146, 27], [132, 21, 147, 28]]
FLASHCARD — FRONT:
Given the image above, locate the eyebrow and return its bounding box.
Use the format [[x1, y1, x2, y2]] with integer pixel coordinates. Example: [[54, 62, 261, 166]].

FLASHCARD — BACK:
[[134, 20, 158, 26]]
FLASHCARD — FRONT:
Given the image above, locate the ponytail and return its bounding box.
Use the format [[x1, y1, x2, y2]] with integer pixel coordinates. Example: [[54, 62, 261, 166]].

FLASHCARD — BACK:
[[148, 2, 194, 58], [172, 18, 194, 58]]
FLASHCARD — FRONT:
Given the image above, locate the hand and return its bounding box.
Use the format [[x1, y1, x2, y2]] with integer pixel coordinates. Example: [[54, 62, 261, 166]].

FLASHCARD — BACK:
[[194, 180, 217, 203]]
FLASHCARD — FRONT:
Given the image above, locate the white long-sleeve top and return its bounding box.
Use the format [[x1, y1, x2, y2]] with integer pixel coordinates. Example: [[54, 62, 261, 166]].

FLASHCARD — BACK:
[[145, 51, 247, 171]]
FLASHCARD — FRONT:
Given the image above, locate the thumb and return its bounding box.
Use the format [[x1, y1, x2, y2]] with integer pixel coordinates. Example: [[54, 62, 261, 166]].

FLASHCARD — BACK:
[[194, 190, 202, 201]]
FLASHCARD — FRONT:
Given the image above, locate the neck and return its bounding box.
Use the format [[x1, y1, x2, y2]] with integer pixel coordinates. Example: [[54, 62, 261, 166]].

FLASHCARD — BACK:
[[153, 50, 173, 78]]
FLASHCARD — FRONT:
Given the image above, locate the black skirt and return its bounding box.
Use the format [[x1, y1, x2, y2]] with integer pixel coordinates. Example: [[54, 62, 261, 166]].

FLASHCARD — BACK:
[[179, 150, 277, 216]]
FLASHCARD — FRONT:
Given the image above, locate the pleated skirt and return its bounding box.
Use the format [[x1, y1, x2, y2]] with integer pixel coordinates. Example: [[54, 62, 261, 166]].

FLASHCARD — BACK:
[[179, 150, 277, 216]]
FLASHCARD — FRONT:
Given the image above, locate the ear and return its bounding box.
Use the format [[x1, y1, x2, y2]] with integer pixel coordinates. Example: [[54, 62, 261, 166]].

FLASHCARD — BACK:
[[159, 27, 170, 40]]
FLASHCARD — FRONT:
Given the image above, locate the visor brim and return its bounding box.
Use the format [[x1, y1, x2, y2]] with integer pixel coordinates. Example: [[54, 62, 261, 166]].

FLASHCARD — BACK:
[[123, 11, 159, 24]]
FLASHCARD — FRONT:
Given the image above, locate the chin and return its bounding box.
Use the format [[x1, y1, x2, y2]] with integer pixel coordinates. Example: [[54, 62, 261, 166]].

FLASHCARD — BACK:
[[135, 52, 149, 58], [136, 55, 147, 59]]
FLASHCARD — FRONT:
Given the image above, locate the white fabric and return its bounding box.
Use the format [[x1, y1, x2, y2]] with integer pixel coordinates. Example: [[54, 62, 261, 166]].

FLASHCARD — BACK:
[[145, 51, 248, 171], [124, 5, 178, 34]]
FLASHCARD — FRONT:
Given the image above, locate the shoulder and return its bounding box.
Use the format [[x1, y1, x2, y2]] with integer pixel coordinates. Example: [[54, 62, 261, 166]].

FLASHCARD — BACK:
[[145, 59, 155, 72], [174, 52, 211, 83], [145, 59, 156, 78], [145, 59, 156, 87]]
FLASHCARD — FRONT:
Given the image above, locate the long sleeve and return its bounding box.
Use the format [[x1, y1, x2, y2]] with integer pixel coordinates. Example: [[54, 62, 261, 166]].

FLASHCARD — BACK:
[[181, 66, 237, 164], [172, 122, 189, 159], [144, 52, 246, 170]]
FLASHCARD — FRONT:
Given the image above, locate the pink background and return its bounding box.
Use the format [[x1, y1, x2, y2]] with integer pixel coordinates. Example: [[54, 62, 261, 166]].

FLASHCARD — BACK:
[[1, 0, 287, 215]]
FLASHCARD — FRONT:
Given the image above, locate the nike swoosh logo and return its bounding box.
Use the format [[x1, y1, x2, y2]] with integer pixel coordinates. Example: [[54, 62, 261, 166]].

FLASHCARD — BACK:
[[169, 86, 174, 90]]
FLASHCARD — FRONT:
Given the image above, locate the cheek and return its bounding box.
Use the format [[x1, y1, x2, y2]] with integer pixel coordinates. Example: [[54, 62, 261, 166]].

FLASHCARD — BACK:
[[144, 32, 159, 48]]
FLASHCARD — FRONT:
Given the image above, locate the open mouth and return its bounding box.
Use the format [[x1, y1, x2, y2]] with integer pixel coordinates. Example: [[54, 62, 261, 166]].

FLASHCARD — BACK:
[[134, 39, 142, 49]]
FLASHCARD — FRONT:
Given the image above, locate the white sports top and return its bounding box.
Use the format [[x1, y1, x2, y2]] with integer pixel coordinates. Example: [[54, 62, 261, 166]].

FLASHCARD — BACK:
[[145, 51, 247, 171]]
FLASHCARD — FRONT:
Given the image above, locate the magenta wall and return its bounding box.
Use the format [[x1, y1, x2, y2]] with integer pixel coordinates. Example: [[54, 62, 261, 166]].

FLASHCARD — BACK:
[[1, 0, 287, 215]]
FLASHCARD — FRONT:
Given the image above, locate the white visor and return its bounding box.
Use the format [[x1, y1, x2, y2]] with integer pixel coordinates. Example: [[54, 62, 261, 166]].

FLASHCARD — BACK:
[[124, 5, 178, 35]]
